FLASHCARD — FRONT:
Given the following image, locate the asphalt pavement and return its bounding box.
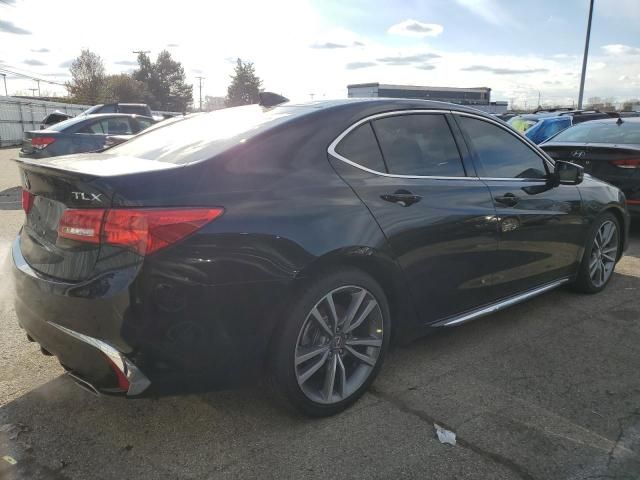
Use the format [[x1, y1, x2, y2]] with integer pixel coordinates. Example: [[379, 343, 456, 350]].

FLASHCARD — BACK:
[[0, 147, 638, 479]]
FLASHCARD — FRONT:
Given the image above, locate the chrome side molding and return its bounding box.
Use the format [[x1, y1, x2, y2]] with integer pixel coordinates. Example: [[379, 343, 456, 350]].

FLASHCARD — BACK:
[[48, 322, 151, 396], [433, 278, 571, 327]]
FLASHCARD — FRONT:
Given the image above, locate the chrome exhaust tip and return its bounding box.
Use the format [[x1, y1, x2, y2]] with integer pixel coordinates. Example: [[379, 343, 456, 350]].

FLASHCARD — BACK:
[[66, 372, 100, 397]]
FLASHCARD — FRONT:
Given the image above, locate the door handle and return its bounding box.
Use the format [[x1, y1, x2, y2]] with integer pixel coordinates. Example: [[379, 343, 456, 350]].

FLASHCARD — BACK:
[[381, 190, 422, 207], [494, 193, 519, 207]]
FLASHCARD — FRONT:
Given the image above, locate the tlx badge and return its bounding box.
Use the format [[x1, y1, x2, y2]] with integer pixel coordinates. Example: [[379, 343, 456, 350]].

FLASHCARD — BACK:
[[71, 192, 102, 202]]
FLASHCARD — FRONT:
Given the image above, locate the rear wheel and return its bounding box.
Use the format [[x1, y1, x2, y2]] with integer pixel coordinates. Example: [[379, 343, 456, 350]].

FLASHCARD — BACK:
[[271, 268, 390, 417], [573, 212, 620, 293]]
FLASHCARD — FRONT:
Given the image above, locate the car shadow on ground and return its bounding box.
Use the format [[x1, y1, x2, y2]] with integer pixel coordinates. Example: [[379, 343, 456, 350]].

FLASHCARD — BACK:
[[1, 255, 640, 478]]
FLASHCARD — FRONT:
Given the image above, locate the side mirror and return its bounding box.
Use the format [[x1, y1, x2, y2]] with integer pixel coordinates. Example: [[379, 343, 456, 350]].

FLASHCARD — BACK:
[[553, 160, 584, 186]]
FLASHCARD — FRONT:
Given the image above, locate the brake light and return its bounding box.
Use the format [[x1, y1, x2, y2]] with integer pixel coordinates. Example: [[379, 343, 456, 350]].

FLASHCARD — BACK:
[[57, 207, 223, 255], [21, 189, 34, 214], [31, 136, 56, 150], [610, 158, 640, 169]]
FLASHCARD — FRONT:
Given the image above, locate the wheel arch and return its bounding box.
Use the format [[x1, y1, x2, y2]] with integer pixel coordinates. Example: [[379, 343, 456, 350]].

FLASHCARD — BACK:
[[602, 205, 627, 260]]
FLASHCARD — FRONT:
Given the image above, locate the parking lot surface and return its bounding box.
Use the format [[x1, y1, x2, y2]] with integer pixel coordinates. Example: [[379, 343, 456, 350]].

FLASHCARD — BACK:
[[0, 147, 638, 479]]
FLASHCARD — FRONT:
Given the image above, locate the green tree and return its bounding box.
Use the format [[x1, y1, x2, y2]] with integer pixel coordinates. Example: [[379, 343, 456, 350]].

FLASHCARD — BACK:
[[133, 51, 192, 111], [226, 58, 262, 107], [66, 49, 106, 105], [105, 74, 145, 103]]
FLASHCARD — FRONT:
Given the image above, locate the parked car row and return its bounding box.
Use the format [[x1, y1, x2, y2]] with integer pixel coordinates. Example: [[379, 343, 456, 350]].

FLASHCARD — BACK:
[[540, 117, 640, 217], [20, 113, 156, 159]]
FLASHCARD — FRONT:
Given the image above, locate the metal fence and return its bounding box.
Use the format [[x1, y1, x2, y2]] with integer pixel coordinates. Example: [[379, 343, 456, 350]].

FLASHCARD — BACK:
[[0, 96, 90, 147]]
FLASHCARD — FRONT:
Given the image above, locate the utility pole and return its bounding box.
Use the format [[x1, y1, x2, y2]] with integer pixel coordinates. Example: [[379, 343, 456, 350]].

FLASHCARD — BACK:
[[537, 91, 541, 109], [36, 79, 41, 97], [28, 88, 38, 97], [132, 50, 150, 56], [0, 73, 7, 96], [196, 76, 204, 111], [578, 0, 595, 109]]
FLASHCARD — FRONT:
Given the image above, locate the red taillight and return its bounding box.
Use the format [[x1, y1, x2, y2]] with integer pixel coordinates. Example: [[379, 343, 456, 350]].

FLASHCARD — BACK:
[[57, 207, 223, 255], [627, 199, 640, 205], [31, 136, 56, 150], [104, 356, 130, 392], [21, 189, 34, 214], [610, 158, 640, 169], [58, 209, 105, 243]]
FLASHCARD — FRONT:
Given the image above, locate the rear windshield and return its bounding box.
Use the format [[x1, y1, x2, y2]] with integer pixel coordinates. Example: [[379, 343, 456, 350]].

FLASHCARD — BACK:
[[46, 115, 89, 131], [509, 117, 538, 133], [108, 105, 298, 164], [551, 121, 640, 145]]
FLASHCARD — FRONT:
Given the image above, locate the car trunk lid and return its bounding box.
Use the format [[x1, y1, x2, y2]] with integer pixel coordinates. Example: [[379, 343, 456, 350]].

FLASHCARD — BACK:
[[16, 152, 220, 283]]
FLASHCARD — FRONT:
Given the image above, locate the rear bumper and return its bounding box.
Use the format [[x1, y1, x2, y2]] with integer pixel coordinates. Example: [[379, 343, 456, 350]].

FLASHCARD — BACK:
[[11, 234, 292, 396], [11, 236, 150, 396]]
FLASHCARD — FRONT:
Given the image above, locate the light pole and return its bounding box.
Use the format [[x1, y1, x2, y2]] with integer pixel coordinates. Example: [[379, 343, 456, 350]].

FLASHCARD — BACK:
[[578, 0, 595, 109], [196, 76, 204, 111], [0, 73, 7, 96]]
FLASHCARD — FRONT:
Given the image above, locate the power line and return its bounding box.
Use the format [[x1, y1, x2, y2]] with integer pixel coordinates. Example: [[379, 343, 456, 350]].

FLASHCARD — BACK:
[[0, 66, 66, 87]]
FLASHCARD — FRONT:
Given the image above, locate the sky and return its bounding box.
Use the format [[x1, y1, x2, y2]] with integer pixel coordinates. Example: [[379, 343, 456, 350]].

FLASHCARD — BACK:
[[0, 0, 639, 108]]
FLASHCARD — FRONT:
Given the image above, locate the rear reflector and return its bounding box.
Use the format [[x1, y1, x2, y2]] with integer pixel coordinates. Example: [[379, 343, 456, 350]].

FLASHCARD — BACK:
[[610, 158, 640, 169], [627, 199, 640, 205], [57, 207, 223, 255], [31, 136, 56, 150], [21, 189, 34, 214]]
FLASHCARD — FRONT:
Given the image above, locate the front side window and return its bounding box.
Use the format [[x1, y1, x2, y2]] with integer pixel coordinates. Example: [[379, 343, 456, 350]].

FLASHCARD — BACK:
[[459, 116, 547, 179], [372, 114, 465, 177], [334, 122, 386, 172]]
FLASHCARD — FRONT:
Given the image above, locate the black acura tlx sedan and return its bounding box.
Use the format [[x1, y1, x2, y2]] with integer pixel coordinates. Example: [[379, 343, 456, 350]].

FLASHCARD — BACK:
[[12, 99, 629, 416]]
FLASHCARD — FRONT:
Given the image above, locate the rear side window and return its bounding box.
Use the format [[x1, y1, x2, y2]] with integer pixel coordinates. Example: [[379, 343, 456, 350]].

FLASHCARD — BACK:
[[334, 122, 386, 172], [99, 104, 117, 113], [77, 120, 105, 134], [372, 114, 465, 177], [104, 118, 133, 135], [459, 116, 547, 179]]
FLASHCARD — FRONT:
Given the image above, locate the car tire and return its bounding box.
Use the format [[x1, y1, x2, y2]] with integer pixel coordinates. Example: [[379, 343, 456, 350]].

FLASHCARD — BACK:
[[572, 212, 621, 294], [270, 268, 391, 417]]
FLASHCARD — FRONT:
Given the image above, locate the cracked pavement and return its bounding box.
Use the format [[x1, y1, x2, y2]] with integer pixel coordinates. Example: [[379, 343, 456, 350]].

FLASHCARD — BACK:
[[0, 147, 639, 479]]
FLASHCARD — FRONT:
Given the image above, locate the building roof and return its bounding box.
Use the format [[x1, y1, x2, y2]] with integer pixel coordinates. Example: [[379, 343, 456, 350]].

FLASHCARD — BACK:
[[347, 83, 491, 93]]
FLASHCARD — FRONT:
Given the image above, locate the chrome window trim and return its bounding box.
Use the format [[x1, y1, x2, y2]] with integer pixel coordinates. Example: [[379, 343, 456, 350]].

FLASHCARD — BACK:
[[327, 109, 480, 181], [451, 111, 557, 177]]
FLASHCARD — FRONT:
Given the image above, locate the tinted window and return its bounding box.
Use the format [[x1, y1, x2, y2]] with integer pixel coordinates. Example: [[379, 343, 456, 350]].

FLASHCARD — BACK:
[[77, 120, 105, 134], [77, 118, 133, 135], [119, 105, 149, 115], [109, 105, 299, 165], [99, 104, 117, 113], [372, 114, 465, 176], [550, 121, 640, 145], [335, 122, 385, 172], [135, 117, 154, 130], [459, 116, 547, 179]]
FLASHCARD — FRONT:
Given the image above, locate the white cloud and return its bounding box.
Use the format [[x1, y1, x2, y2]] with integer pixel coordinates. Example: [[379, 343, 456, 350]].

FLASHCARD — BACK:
[[387, 19, 443, 38], [602, 44, 640, 55]]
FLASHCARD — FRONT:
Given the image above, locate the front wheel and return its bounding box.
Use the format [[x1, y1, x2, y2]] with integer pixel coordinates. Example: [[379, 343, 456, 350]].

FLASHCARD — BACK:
[[573, 212, 620, 293], [271, 268, 391, 417]]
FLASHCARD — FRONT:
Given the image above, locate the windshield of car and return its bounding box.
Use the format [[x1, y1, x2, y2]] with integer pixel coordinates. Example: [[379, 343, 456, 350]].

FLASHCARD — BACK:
[[508, 117, 538, 133], [108, 105, 297, 164], [550, 121, 640, 144]]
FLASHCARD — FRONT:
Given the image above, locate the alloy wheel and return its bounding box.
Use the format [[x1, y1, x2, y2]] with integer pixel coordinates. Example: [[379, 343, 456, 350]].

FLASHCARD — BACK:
[[294, 285, 384, 404], [589, 220, 618, 288]]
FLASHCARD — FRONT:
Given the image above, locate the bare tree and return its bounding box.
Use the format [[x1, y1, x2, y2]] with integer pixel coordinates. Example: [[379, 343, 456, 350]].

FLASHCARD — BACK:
[[66, 49, 106, 105]]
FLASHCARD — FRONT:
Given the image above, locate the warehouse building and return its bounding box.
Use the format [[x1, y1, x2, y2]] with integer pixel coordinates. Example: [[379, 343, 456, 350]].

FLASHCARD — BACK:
[[347, 83, 508, 114]]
